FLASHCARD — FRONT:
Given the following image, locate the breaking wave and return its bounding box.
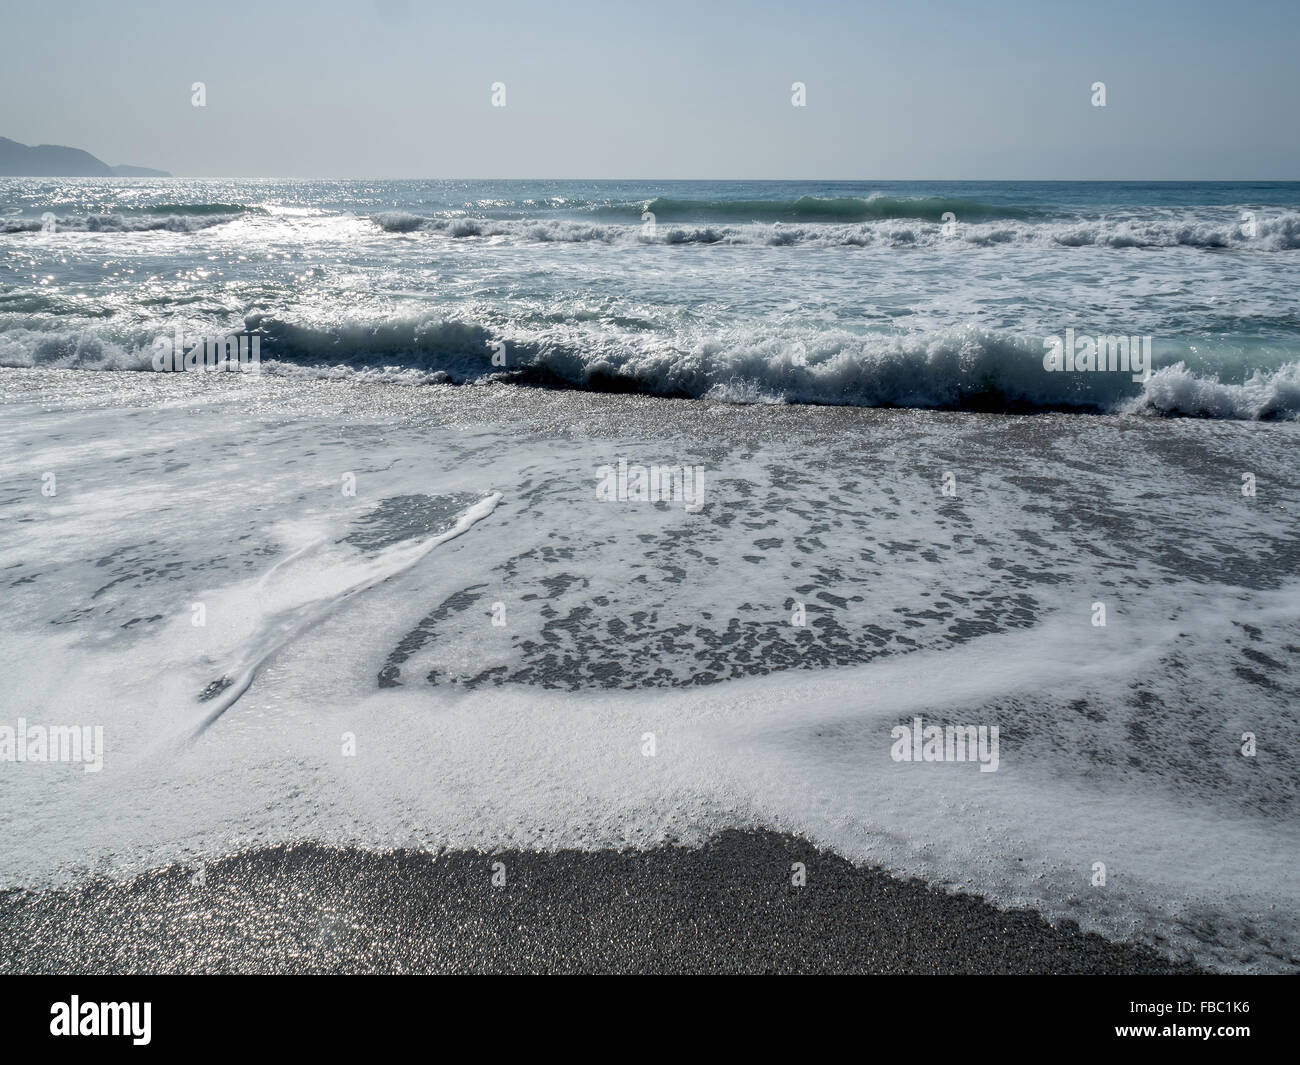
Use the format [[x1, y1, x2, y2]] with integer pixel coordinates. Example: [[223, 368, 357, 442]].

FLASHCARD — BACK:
[[1, 210, 248, 233], [3, 315, 1297, 420], [369, 210, 1300, 250]]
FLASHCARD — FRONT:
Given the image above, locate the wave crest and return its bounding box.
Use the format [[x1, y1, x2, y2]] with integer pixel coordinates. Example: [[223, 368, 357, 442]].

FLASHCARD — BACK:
[[368, 211, 1300, 251], [1, 212, 244, 234], [3, 316, 1297, 420]]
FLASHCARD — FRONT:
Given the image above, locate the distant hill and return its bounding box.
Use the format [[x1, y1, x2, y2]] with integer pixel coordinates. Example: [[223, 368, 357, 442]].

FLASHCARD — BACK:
[[0, 137, 170, 177], [107, 163, 172, 177]]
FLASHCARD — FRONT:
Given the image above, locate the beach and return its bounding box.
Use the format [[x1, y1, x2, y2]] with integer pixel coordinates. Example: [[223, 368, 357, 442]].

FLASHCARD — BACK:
[[6, 0, 1300, 1009], [1, 366, 1297, 973], [1, 830, 1198, 975]]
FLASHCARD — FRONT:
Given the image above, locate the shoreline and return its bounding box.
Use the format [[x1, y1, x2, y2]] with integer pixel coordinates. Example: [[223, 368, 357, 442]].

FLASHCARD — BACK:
[[0, 830, 1201, 975], [3, 372, 1292, 974]]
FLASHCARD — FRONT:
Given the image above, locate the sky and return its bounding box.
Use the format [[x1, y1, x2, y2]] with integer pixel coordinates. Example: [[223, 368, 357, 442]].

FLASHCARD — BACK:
[[3, 0, 1298, 180]]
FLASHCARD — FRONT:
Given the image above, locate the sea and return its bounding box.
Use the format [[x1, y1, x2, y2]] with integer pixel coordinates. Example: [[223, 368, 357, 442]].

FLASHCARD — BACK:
[[1, 178, 1298, 972]]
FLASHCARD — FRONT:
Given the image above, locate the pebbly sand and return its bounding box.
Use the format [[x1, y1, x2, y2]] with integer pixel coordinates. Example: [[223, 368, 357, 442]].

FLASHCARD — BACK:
[[1, 829, 1199, 975]]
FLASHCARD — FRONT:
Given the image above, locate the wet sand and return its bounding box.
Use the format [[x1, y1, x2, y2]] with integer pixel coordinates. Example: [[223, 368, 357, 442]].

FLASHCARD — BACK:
[[0, 830, 1198, 975], [3, 371, 1291, 973]]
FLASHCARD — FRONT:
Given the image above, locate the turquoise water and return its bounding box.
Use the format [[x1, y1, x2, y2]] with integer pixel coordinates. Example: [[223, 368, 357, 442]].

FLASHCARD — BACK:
[[2, 178, 1299, 415]]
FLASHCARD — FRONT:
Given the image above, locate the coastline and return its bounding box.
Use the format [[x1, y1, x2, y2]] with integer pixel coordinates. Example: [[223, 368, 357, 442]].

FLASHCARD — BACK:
[[0, 830, 1200, 975], [1, 370, 1297, 973]]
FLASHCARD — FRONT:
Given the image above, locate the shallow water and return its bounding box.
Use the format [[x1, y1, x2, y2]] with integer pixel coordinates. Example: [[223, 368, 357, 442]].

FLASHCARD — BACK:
[[1, 369, 1297, 972]]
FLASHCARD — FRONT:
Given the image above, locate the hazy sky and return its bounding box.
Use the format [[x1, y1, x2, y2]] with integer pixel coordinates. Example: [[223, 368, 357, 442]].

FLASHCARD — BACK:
[[4, 0, 1298, 179]]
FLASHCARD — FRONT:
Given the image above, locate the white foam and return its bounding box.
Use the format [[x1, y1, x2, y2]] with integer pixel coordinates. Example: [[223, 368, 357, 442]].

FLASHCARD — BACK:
[[1, 378, 1297, 972], [3, 320, 1296, 419], [368, 210, 1300, 250], [189, 494, 501, 733]]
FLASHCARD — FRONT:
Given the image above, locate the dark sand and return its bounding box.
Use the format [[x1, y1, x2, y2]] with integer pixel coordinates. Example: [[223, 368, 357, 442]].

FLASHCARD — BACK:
[[0, 830, 1199, 974]]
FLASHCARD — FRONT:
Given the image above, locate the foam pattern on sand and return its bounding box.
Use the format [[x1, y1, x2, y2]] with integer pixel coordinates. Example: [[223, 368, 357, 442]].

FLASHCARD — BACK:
[[1, 375, 1297, 971]]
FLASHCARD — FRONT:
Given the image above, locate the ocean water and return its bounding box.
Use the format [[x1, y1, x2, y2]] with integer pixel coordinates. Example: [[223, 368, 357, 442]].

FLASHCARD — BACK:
[[2, 178, 1299, 415], [2, 179, 1299, 973]]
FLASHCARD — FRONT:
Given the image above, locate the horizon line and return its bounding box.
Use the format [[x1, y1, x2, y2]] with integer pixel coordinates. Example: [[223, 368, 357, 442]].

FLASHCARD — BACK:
[[6, 174, 1300, 183]]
